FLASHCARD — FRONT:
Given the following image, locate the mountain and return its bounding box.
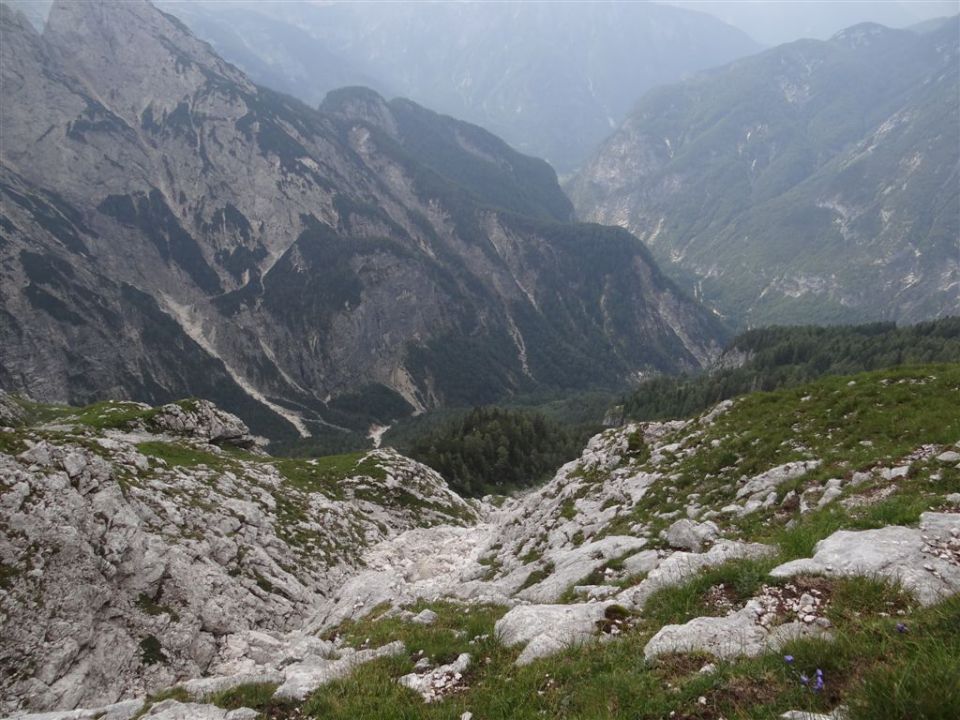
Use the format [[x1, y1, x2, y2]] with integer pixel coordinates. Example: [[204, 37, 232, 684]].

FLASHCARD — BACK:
[[3, 363, 959, 715], [569, 20, 960, 328], [0, 0, 725, 442], [161, 0, 760, 174], [662, 1, 958, 45]]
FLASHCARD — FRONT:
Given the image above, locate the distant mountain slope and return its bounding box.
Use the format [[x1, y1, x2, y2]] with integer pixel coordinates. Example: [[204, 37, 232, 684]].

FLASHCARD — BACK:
[[0, 1, 725, 441], [569, 20, 960, 327], [162, 0, 760, 173]]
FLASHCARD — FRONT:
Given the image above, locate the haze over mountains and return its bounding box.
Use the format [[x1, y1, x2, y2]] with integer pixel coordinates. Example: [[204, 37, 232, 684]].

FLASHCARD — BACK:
[[570, 18, 960, 327], [0, 0, 725, 441], [664, 0, 958, 45], [157, 0, 762, 174]]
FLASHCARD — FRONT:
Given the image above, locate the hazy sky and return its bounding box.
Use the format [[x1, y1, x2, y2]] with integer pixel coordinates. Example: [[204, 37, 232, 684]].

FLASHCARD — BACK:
[[9, 1, 960, 46], [664, 1, 958, 45]]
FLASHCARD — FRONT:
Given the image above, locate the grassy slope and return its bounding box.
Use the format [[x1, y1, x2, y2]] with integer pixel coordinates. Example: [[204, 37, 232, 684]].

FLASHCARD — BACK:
[[129, 363, 960, 719]]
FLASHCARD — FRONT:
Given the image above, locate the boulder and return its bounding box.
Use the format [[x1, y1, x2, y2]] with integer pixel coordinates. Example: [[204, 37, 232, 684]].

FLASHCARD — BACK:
[[495, 602, 613, 665], [663, 519, 720, 552], [411, 609, 439, 625], [149, 402, 256, 449]]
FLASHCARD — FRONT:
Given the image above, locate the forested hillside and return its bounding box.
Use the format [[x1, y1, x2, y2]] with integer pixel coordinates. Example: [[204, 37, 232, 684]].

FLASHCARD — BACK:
[[623, 317, 960, 421]]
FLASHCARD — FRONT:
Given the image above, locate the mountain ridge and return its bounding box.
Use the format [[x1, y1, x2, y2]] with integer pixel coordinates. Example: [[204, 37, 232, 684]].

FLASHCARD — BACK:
[[568, 17, 959, 327], [0, 0, 725, 441]]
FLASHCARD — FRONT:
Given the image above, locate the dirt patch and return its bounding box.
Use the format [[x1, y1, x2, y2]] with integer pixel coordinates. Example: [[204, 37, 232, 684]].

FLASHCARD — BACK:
[[703, 583, 739, 613]]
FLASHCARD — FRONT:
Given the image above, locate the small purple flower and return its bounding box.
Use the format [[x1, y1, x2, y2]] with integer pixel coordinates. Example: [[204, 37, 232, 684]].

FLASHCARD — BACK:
[[813, 669, 825, 693], [800, 674, 809, 685], [784, 655, 794, 664], [896, 622, 908, 634]]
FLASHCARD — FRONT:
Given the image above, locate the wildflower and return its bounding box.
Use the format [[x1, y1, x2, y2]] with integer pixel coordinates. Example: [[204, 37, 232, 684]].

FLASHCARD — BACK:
[[895, 622, 908, 633], [784, 655, 794, 664], [813, 668, 825, 693], [799, 674, 809, 685]]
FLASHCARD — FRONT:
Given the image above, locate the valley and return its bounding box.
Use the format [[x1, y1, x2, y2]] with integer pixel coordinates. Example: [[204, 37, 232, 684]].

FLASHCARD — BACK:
[[1, 1, 958, 718]]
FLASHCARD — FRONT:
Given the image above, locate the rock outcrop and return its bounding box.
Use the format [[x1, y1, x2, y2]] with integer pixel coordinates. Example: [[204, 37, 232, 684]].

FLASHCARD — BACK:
[[0, 397, 475, 712], [770, 512, 960, 606]]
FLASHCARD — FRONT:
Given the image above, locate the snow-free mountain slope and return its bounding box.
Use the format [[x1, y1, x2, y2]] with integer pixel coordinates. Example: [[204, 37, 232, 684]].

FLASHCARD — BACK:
[[569, 19, 960, 327], [3, 362, 959, 716], [0, 0, 725, 440], [164, 0, 761, 173]]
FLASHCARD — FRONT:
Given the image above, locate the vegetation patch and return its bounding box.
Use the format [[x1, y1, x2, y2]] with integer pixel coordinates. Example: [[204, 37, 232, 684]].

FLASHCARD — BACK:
[[408, 406, 584, 497]]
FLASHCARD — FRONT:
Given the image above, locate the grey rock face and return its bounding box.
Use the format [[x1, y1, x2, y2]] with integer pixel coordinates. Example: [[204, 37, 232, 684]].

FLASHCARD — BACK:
[[0, 390, 26, 426], [0, 0, 725, 440]]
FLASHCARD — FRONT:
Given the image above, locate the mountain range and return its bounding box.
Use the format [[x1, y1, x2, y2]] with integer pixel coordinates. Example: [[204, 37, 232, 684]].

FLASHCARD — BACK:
[[0, 0, 725, 442], [159, 0, 761, 174], [569, 19, 959, 327]]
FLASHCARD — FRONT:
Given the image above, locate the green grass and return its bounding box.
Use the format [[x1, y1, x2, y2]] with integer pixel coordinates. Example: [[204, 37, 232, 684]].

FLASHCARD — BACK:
[[326, 601, 507, 667], [136, 592, 180, 621], [271, 452, 384, 497], [609, 364, 960, 545], [135, 441, 230, 469], [206, 682, 300, 717], [294, 576, 958, 719], [518, 561, 556, 592], [643, 556, 778, 626]]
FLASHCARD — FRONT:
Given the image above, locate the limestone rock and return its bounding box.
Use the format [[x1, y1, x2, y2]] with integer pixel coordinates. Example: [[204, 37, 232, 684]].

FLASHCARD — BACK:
[[0, 390, 26, 426], [770, 513, 960, 606], [663, 519, 720, 551], [398, 653, 471, 702], [495, 603, 613, 665], [138, 700, 257, 719], [273, 641, 406, 701], [411, 609, 439, 625], [148, 402, 257, 449], [644, 599, 831, 661]]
